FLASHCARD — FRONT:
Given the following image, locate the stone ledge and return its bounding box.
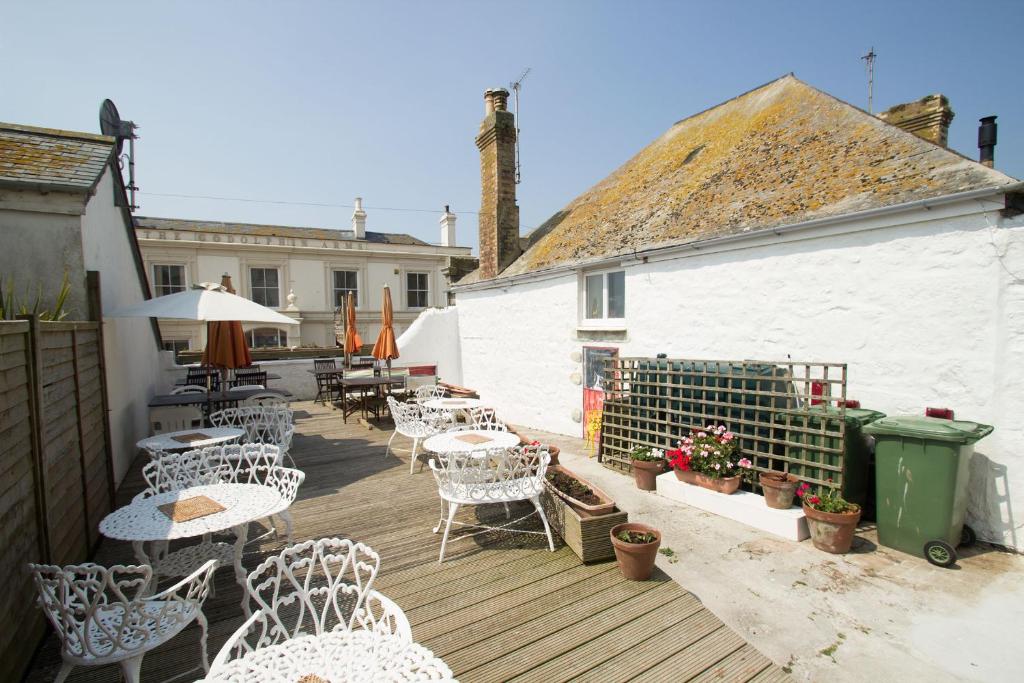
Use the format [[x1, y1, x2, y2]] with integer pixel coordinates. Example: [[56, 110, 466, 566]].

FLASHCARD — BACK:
[[655, 472, 809, 541]]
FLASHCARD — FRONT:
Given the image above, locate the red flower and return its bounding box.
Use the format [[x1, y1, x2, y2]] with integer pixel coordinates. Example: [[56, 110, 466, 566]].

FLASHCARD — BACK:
[[808, 495, 821, 506], [666, 448, 691, 471]]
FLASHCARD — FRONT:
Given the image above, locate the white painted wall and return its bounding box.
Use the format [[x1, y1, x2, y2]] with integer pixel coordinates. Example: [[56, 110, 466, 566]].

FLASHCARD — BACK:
[[396, 307, 462, 384], [80, 168, 163, 483], [457, 200, 1024, 550]]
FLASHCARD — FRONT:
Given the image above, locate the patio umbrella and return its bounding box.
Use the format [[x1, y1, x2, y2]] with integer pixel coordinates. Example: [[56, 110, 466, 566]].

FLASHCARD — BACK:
[[201, 274, 252, 372], [371, 284, 399, 374], [344, 291, 362, 368]]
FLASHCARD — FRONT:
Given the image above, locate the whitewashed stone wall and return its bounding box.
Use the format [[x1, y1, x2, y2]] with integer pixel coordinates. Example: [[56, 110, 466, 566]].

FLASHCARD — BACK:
[[395, 307, 462, 384], [457, 200, 1024, 550]]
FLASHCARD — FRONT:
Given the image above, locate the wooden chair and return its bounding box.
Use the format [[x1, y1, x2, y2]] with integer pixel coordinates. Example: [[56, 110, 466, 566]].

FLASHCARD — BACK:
[[186, 367, 220, 391], [230, 370, 267, 389]]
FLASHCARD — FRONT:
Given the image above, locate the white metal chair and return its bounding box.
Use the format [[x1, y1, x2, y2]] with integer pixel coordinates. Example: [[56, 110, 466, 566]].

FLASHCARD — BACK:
[[149, 405, 204, 434], [171, 384, 209, 395], [466, 407, 507, 431], [242, 391, 290, 408], [28, 559, 217, 683], [429, 444, 555, 562], [209, 538, 411, 677], [386, 396, 453, 474], [210, 406, 297, 467], [412, 383, 447, 404]]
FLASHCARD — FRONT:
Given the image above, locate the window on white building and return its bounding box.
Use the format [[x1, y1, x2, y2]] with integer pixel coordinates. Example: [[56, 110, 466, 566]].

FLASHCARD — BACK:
[[332, 270, 359, 308], [583, 270, 625, 322], [249, 267, 280, 308], [152, 264, 186, 297], [247, 328, 288, 348], [161, 339, 190, 361], [407, 272, 429, 309]]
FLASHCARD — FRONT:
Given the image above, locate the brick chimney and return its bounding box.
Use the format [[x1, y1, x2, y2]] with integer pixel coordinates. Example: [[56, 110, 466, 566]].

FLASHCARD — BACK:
[[877, 94, 955, 147], [476, 88, 520, 279], [351, 197, 366, 239]]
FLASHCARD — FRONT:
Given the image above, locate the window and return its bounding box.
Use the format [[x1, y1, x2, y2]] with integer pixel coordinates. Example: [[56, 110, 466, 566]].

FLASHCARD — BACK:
[[247, 328, 288, 348], [332, 270, 359, 308], [249, 267, 280, 308], [583, 270, 625, 322], [161, 339, 190, 362], [407, 272, 429, 308], [152, 264, 185, 297]]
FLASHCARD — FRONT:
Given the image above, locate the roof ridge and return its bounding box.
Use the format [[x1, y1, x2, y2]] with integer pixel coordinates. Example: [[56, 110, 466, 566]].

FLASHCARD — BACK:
[[0, 122, 114, 145], [669, 72, 797, 128], [134, 215, 427, 242]]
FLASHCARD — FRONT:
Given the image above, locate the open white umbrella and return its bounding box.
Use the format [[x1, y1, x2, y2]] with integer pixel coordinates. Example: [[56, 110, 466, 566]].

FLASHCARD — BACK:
[[107, 282, 298, 325]]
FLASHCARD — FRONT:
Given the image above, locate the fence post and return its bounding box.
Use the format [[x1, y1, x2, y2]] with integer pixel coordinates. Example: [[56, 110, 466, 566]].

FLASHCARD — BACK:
[[86, 271, 117, 509], [17, 314, 51, 564], [69, 326, 95, 552]]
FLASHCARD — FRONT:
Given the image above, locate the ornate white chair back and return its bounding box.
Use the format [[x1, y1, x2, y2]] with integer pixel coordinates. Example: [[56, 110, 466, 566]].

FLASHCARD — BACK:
[[413, 384, 447, 403], [430, 444, 549, 504], [209, 406, 293, 447], [171, 385, 208, 395], [467, 407, 507, 431]]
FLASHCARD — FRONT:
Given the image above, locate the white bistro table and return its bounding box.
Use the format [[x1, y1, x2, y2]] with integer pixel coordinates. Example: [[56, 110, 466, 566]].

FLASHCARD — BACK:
[[136, 427, 245, 454], [99, 483, 282, 593], [204, 630, 455, 682], [423, 429, 521, 455], [422, 397, 486, 412]]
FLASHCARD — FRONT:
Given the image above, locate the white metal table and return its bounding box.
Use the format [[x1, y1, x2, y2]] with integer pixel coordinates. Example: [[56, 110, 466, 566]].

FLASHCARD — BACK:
[[136, 427, 245, 454], [98, 483, 282, 592], [423, 429, 520, 455], [203, 630, 455, 682], [422, 397, 485, 412]]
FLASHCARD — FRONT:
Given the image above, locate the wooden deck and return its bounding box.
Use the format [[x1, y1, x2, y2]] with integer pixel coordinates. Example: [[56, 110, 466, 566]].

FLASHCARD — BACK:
[[24, 401, 789, 682]]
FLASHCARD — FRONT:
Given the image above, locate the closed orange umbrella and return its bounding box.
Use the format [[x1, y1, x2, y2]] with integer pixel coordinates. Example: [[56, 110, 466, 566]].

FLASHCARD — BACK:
[[371, 284, 399, 371], [202, 274, 252, 372], [344, 291, 362, 355]]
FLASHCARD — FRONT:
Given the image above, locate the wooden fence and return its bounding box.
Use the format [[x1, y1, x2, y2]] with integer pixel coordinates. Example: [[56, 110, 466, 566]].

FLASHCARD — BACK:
[[599, 357, 850, 492], [0, 316, 114, 681]]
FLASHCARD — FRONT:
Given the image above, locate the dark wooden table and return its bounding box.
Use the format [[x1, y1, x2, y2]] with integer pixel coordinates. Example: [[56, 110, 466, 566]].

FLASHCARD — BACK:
[[148, 387, 292, 408], [337, 376, 405, 422]]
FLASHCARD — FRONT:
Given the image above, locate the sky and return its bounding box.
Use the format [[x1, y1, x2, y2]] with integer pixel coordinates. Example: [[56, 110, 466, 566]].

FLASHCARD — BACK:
[[3, 1, 1022, 254]]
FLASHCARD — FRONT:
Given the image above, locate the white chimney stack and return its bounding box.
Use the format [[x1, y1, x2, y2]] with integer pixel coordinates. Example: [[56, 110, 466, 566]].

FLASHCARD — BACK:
[[352, 197, 367, 239], [439, 204, 457, 247]]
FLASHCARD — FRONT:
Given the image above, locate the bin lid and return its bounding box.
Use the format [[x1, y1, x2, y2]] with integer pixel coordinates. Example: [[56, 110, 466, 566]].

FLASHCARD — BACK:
[[807, 405, 886, 426], [862, 415, 994, 443]]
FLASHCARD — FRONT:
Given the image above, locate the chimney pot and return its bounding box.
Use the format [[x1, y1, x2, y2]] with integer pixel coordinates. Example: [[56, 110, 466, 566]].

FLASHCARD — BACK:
[[978, 116, 997, 168], [351, 196, 367, 239]]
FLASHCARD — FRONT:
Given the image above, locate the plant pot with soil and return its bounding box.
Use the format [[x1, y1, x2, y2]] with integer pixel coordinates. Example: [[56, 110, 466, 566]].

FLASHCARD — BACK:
[[665, 424, 752, 494], [610, 522, 662, 580], [760, 471, 800, 509], [544, 465, 616, 517], [629, 445, 667, 491], [798, 483, 861, 553]]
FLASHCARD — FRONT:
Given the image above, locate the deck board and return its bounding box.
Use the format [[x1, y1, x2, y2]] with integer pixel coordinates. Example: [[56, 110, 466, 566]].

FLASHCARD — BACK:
[[23, 401, 788, 682]]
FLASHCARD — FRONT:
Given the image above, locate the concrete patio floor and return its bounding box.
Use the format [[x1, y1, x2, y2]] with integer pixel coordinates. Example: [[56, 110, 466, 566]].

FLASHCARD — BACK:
[[520, 427, 1024, 683]]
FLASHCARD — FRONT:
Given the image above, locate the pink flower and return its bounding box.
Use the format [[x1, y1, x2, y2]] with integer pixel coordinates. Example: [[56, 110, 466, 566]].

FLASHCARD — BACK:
[[723, 432, 734, 441], [738, 458, 752, 469], [697, 432, 707, 439]]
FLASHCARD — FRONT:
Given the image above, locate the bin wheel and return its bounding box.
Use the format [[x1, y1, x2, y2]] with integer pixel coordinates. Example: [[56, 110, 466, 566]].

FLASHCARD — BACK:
[[924, 540, 957, 568], [960, 525, 976, 548]]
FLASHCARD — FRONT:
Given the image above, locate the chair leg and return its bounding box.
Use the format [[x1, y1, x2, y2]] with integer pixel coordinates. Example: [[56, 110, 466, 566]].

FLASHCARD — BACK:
[[504, 502, 511, 519], [54, 662, 74, 683], [197, 609, 211, 673], [120, 654, 145, 683], [438, 502, 459, 563], [278, 509, 294, 541], [409, 437, 420, 475], [386, 430, 397, 458], [265, 515, 278, 539], [432, 499, 447, 533], [531, 496, 556, 552]]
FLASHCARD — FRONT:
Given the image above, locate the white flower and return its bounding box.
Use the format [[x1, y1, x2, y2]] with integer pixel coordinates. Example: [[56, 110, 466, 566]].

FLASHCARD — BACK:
[[727, 462, 733, 468], [652, 448, 664, 458], [714, 463, 721, 470]]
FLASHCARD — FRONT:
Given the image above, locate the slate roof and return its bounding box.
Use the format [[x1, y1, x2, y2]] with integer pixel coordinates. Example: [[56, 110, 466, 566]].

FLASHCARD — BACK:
[[0, 122, 114, 190], [134, 216, 432, 246], [466, 75, 1018, 283]]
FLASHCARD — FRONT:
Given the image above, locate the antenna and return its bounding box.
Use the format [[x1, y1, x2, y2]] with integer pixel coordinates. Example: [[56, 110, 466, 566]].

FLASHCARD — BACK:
[[510, 67, 531, 184], [861, 47, 877, 114], [99, 99, 140, 211]]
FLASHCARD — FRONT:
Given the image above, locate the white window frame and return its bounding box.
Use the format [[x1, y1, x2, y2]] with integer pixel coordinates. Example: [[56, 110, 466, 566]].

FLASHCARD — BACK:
[[160, 338, 190, 360], [579, 268, 626, 328], [405, 271, 430, 310], [331, 269, 360, 309], [248, 266, 282, 309], [152, 263, 187, 297], [246, 327, 288, 348]]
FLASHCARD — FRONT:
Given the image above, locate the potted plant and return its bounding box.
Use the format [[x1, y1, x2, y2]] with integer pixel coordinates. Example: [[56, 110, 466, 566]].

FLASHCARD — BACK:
[[760, 471, 800, 509], [665, 424, 752, 494], [609, 522, 661, 580], [797, 482, 861, 554], [629, 445, 666, 491]]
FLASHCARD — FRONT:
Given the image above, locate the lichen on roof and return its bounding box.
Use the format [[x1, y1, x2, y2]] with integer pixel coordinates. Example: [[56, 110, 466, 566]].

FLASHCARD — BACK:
[[0, 122, 114, 190], [494, 75, 1017, 279]]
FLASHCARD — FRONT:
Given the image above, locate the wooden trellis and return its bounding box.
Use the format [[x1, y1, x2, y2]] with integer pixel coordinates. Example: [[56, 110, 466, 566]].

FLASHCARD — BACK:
[[599, 357, 849, 491]]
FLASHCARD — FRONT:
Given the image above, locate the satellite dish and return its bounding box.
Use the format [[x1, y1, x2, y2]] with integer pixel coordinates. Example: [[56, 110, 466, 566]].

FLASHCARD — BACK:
[[99, 99, 136, 155]]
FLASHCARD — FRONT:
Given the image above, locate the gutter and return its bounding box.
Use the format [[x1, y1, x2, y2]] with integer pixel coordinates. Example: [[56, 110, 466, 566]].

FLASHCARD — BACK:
[[452, 182, 1024, 293], [0, 178, 92, 194]]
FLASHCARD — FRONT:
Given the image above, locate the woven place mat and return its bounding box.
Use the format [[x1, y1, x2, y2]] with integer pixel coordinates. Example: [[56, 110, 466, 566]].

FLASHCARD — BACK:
[[159, 495, 226, 522], [442, 400, 468, 406], [455, 433, 493, 445], [297, 676, 329, 683], [170, 432, 211, 444]]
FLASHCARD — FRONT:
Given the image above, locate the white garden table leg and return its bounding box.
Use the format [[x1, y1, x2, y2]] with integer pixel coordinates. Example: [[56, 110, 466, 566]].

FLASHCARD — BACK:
[[233, 522, 250, 614]]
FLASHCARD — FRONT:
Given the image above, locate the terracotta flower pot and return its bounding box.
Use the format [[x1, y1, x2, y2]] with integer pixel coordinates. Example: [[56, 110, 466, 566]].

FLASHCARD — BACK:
[[760, 472, 800, 509], [803, 503, 862, 554], [673, 468, 699, 484], [694, 473, 741, 494], [610, 522, 662, 580], [631, 459, 665, 491], [547, 446, 560, 467], [544, 465, 616, 517]]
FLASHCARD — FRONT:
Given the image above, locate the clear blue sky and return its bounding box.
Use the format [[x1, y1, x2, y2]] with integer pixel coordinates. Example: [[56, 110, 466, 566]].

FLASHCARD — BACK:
[[4, 1, 1022, 253]]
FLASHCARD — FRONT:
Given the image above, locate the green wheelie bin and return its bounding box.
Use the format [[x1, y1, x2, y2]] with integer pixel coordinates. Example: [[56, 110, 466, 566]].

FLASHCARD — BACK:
[[863, 416, 994, 567]]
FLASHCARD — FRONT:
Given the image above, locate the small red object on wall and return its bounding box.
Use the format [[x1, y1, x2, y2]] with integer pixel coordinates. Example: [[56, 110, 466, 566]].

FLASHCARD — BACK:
[[926, 407, 955, 420], [839, 399, 861, 409]]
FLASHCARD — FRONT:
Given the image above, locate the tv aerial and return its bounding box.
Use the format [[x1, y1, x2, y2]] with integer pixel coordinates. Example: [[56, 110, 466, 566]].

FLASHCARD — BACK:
[[99, 99, 140, 211], [510, 67, 530, 184]]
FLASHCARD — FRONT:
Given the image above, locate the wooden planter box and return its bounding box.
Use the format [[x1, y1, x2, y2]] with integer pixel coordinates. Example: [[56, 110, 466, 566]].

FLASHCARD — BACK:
[[540, 488, 628, 563]]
